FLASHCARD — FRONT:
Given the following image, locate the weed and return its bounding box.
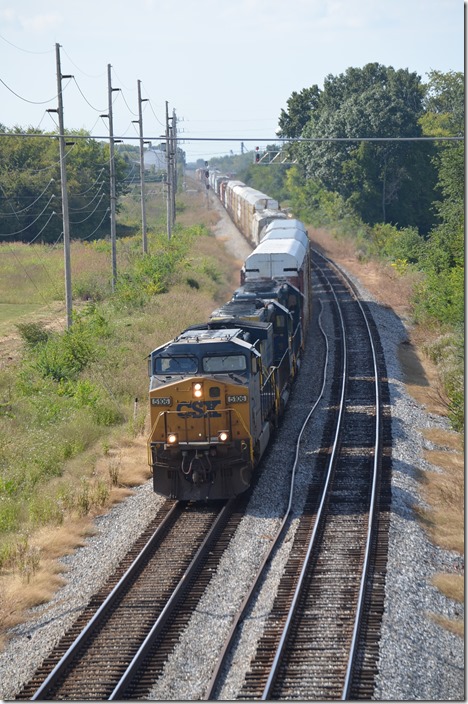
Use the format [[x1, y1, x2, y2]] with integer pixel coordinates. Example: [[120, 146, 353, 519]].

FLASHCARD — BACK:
[[108, 456, 121, 486], [16, 322, 50, 346]]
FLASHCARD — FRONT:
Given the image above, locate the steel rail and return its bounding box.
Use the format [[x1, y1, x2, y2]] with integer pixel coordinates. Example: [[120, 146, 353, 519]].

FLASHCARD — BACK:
[[311, 250, 382, 700], [108, 498, 235, 700], [322, 255, 382, 701], [203, 297, 331, 700], [30, 501, 183, 700], [260, 257, 348, 700]]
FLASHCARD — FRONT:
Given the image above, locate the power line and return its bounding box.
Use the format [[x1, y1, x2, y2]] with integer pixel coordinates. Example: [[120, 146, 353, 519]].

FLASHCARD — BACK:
[[0, 196, 56, 236], [72, 77, 107, 113], [0, 76, 71, 105], [0, 33, 53, 55], [0, 131, 462, 142]]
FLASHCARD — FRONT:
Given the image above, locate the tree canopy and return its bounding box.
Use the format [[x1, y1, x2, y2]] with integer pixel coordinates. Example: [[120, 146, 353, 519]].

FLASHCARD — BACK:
[[279, 63, 441, 232], [0, 127, 128, 244]]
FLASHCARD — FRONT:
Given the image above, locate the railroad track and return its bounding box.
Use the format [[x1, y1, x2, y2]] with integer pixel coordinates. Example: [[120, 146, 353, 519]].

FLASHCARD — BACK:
[[18, 498, 246, 700], [207, 252, 391, 700], [17, 253, 391, 701]]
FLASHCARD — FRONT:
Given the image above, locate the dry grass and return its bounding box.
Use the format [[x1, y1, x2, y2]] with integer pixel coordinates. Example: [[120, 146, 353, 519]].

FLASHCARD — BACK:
[[0, 180, 463, 647], [416, 448, 464, 555], [431, 572, 464, 636], [0, 564, 67, 648], [0, 181, 238, 647]]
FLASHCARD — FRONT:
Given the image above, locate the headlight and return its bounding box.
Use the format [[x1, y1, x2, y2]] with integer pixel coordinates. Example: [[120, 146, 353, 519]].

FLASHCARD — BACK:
[[218, 430, 229, 442], [192, 382, 203, 399], [167, 432, 178, 445]]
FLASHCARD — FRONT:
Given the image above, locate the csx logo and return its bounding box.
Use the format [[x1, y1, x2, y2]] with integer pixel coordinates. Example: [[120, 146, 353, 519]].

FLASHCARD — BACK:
[[177, 400, 221, 418]]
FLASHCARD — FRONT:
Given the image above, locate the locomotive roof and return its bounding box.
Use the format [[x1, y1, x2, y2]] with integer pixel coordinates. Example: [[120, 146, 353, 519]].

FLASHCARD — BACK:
[[175, 328, 244, 344], [211, 298, 267, 319], [150, 327, 241, 355]]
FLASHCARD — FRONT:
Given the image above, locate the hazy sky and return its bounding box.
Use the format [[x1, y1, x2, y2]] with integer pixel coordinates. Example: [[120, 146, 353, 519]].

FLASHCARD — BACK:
[[0, 0, 464, 162]]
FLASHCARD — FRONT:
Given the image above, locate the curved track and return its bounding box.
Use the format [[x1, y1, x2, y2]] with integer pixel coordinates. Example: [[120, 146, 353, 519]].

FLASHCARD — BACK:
[[17, 252, 391, 702], [208, 252, 391, 700]]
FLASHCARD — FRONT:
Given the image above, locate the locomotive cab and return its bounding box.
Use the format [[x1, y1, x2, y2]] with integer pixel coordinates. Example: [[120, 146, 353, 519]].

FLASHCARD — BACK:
[[147, 327, 271, 500]]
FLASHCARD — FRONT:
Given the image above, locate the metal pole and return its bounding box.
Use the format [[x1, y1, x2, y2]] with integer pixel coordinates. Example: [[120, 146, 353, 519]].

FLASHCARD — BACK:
[[55, 43, 73, 328], [107, 64, 118, 289]]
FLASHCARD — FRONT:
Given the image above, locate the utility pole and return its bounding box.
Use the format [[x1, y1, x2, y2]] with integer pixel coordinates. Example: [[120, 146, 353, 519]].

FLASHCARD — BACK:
[[134, 80, 148, 254], [54, 43, 73, 328], [171, 108, 177, 226], [104, 64, 121, 290], [165, 101, 172, 240]]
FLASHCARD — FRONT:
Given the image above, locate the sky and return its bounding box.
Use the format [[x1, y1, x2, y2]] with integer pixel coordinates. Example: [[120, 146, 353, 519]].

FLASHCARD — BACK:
[[0, 0, 464, 163]]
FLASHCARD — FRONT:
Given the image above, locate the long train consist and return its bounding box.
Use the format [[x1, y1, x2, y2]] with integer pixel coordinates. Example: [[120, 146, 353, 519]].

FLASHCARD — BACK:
[[147, 175, 312, 501]]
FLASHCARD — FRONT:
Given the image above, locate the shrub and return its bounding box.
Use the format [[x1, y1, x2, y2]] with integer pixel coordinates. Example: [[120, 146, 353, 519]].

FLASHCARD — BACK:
[[16, 322, 50, 346]]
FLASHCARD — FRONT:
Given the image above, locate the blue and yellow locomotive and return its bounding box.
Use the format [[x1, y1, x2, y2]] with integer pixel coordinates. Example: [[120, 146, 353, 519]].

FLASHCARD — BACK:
[[148, 322, 277, 500]]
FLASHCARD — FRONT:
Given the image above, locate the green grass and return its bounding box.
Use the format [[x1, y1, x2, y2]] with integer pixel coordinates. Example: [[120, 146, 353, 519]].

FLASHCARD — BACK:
[[0, 303, 45, 329], [0, 201, 236, 574]]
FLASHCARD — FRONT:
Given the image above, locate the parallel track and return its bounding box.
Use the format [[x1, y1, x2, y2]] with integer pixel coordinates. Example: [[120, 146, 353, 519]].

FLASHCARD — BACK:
[[17, 253, 391, 702], [20, 499, 237, 700], [207, 253, 390, 700]]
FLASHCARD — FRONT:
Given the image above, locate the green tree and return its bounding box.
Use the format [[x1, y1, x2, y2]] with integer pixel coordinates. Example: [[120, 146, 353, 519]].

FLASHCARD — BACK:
[[277, 86, 321, 138], [282, 64, 437, 232], [0, 127, 128, 244]]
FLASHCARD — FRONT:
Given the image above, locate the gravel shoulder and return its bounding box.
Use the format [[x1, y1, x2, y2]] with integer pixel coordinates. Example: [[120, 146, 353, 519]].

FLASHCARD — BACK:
[[0, 199, 464, 701]]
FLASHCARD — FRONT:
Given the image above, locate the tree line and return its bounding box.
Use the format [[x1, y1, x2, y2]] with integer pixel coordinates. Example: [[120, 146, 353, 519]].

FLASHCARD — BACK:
[[0, 127, 131, 244], [229, 65, 463, 430]]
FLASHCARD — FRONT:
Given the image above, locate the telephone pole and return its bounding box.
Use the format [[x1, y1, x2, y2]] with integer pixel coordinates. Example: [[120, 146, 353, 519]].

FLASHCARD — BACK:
[[134, 80, 148, 254], [171, 108, 177, 226], [54, 43, 73, 328], [105, 64, 120, 290], [165, 101, 172, 240]]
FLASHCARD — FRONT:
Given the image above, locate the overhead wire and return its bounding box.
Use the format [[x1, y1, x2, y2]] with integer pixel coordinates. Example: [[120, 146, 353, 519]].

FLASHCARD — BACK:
[[0, 179, 56, 214], [68, 194, 105, 224], [0, 196, 56, 236], [0, 33, 54, 55], [72, 77, 107, 113], [0, 76, 69, 105], [69, 187, 105, 212], [27, 211, 58, 245], [60, 46, 105, 79], [80, 208, 110, 240]]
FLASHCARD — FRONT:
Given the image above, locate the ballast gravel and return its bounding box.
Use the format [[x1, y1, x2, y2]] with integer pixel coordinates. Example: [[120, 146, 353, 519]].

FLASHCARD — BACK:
[[0, 258, 464, 701]]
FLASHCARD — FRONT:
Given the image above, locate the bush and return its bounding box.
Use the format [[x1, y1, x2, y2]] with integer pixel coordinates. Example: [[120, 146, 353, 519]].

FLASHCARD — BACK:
[[16, 322, 50, 346]]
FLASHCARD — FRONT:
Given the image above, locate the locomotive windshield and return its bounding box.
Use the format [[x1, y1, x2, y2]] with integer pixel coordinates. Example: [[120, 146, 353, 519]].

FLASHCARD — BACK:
[[154, 355, 198, 375], [202, 354, 247, 373]]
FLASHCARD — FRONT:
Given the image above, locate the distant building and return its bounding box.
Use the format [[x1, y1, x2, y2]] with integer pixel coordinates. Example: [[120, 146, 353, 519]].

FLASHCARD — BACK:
[[144, 147, 166, 172]]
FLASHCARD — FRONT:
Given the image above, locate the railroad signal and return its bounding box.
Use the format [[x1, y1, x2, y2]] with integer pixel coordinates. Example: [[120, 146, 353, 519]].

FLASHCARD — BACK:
[[255, 146, 260, 163]]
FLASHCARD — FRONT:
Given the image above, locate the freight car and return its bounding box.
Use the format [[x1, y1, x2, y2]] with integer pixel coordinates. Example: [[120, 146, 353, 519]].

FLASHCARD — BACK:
[[147, 176, 312, 500], [147, 250, 311, 500], [224, 180, 287, 246]]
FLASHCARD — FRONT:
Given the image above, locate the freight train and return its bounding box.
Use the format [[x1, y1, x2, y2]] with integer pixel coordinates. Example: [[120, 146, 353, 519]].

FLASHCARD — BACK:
[[147, 176, 312, 501]]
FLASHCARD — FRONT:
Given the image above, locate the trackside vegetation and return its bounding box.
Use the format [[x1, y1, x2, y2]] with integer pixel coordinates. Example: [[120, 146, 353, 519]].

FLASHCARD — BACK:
[[0, 222, 235, 594], [0, 61, 462, 639]]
